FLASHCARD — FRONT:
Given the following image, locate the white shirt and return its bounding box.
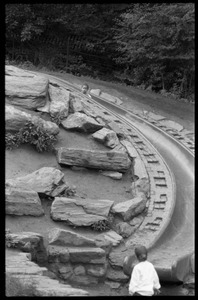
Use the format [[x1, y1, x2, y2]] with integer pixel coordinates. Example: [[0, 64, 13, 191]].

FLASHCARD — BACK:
[[128, 260, 161, 296]]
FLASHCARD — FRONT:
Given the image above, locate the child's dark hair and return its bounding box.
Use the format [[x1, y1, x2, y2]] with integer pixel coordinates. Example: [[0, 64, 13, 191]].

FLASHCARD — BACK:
[[82, 83, 89, 89], [135, 245, 147, 261]]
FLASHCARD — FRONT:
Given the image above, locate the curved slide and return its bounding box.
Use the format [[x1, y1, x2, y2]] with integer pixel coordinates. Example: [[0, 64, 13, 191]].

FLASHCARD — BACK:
[[32, 72, 194, 282], [91, 94, 194, 283]]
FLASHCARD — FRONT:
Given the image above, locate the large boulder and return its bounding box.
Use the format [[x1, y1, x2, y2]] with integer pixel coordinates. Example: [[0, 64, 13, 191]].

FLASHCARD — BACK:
[[5, 231, 46, 261], [115, 222, 136, 238], [56, 147, 132, 172], [48, 228, 96, 247], [69, 96, 84, 113], [61, 112, 103, 133], [48, 84, 70, 119], [6, 167, 67, 197], [92, 128, 120, 149], [107, 121, 127, 139], [6, 183, 44, 216], [111, 195, 147, 221], [6, 104, 59, 135], [5, 73, 48, 110], [6, 251, 89, 296], [50, 197, 114, 226], [5, 65, 35, 77], [158, 119, 184, 131]]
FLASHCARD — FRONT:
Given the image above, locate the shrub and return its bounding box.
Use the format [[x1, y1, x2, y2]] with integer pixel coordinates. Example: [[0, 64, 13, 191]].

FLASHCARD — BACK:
[[6, 273, 36, 296], [91, 214, 114, 232], [6, 121, 57, 153], [50, 113, 65, 126], [5, 133, 21, 150]]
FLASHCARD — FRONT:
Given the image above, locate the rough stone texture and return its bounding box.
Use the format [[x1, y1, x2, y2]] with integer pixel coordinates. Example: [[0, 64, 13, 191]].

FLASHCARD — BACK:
[[48, 228, 96, 247], [111, 196, 147, 221], [129, 214, 144, 227], [115, 222, 136, 238], [99, 170, 123, 180], [97, 230, 123, 247], [37, 95, 50, 113], [69, 97, 84, 113], [73, 265, 86, 276], [94, 236, 113, 256], [57, 147, 132, 172], [6, 250, 89, 296], [120, 139, 138, 159], [86, 263, 107, 277], [48, 84, 70, 118], [158, 119, 184, 131], [6, 183, 44, 216], [107, 121, 127, 139], [68, 247, 106, 264], [6, 167, 67, 197], [100, 92, 123, 105], [58, 263, 73, 279], [5, 231, 46, 262], [50, 197, 114, 226], [92, 128, 120, 149], [47, 245, 70, 263], [61, 112, 103, 133], [147, 112, 166, 121], [5, 74, 48, 110], [90, 89, 101, 96], [105, 281, 121, 289], [6, 104, 59, 135], [131, 178, 150, 198], [106, 268, 129, 282], [133, 158, 148, 180], [108, 248, 126, 268], [5, 65, 35, 77]]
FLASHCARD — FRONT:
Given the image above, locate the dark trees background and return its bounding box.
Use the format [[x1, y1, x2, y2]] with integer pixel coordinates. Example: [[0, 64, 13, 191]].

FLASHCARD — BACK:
[[5, 3, 194, 101]]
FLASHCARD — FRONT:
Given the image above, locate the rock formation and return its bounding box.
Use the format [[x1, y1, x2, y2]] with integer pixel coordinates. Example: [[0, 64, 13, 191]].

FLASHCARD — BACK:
[[56, 147, 132, 172]]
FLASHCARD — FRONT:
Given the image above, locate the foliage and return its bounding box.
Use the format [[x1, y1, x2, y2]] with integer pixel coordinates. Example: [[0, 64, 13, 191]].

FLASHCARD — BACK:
[[114, 3, 195, 97], [5, 3, 194, 101], [91, 219, 111, 231], [50, 113, 65, 125], [91, 214, 114, 231], [6, 122, 57, 152], [5, 133, 21, 150], [6, 273, 36, 297]]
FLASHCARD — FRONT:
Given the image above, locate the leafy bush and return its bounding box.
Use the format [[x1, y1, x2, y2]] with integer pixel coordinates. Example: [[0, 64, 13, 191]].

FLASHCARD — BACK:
[[91, 214, 114, 231], [6, 121, 57, 152], [50, 113, 65, 125], [5, 133, 21, 150], [6, 273, 36, 296], [91, 219, 111, 231]]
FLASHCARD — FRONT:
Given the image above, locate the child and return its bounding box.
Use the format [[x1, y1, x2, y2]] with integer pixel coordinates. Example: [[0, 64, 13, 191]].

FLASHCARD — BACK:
[[128, 245, 161, 296], [81, 83, 92, 98]]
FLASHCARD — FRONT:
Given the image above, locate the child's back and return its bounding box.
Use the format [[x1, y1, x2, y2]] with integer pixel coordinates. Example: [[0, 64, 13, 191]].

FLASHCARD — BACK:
[[128, 245, 161, 296]]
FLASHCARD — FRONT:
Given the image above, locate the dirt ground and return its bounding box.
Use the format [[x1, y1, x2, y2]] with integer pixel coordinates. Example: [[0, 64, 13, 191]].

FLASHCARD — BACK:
[[5, 70, 194, 296]]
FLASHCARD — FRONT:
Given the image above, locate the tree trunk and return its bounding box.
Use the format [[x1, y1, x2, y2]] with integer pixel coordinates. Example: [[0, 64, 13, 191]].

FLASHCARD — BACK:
[[66, 36, 70, 72]]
